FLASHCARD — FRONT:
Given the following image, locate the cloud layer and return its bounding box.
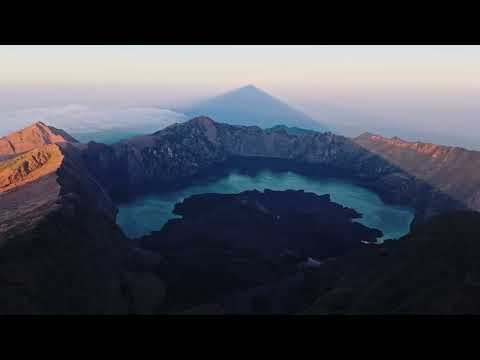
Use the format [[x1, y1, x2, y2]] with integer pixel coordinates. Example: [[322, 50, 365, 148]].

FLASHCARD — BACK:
[[0, 105, 188, 143]]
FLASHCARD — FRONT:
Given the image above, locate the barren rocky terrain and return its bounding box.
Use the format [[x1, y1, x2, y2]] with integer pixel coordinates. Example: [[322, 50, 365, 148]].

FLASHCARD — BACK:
[[1, 117, 480, 314]]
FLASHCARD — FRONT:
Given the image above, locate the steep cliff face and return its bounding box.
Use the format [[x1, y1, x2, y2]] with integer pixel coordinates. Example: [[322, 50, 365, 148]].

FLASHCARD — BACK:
[[304, 211, 480, 314], [354, 132, 480, 211], [0, 146, 64, 243], [0, 131, 165, 314], [0, 144, 64, 193], [0, 142, 117, 242], [83, 117, 469, 224], [82, 117, 228, 199], [84, 117, 397, 195]]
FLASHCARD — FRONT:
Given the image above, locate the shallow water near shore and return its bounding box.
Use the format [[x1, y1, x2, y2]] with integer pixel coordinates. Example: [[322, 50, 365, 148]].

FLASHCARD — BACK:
[[117, 169, 414, 241]]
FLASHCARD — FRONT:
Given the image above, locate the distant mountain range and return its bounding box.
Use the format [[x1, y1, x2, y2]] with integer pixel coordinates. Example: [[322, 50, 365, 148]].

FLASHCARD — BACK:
[[181, 85, 327, 132]]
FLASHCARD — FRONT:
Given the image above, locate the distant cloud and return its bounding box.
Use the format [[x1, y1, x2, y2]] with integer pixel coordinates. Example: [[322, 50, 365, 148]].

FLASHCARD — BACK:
[[0, 105, 188, 141]]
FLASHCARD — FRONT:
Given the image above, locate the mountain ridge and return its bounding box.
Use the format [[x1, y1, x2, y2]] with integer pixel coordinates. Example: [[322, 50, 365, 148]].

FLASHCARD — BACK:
[[83, 116, 473, 226], [0, 131, 166, 313], [354, 131, 480, 211], [0, 121, 78, 159], [3, 117, 477, 226]]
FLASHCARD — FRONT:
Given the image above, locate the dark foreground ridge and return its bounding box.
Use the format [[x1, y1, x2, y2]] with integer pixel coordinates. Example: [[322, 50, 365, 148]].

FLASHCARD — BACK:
[[304, 211, 480, 314], [0, 131, 165, 313]]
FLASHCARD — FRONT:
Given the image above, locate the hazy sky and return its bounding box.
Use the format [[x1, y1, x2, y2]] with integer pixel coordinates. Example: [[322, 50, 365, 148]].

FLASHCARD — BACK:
[[1, 45, 479, 147]]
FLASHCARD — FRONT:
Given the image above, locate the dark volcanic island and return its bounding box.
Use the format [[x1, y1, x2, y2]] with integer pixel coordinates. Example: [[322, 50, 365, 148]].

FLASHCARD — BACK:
[[139, 189, 381, 312]]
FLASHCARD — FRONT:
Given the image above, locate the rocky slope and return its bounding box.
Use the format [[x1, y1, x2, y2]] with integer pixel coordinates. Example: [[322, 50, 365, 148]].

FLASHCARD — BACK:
[[354, 132, 480, 212], [303, 210, 480, 314], [0, 127, 165, 314], [0, 147, 64, 242], [156, 206, 480, 314], [82, 117, 228, 200], [84, 116, 471, 224], [0, 144, 64, 193]]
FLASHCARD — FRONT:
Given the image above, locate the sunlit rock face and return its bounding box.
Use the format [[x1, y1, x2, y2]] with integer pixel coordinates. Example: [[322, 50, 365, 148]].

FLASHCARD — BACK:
[[0, 126, 165, 314], [0, 144, 64, 193], [0, 122, 77, 159], [354, 132, 480, 212]]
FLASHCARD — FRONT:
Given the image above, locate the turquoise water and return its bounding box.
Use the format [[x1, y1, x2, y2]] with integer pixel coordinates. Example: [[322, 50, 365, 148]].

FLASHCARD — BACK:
[[117, 170, 415, 241]]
